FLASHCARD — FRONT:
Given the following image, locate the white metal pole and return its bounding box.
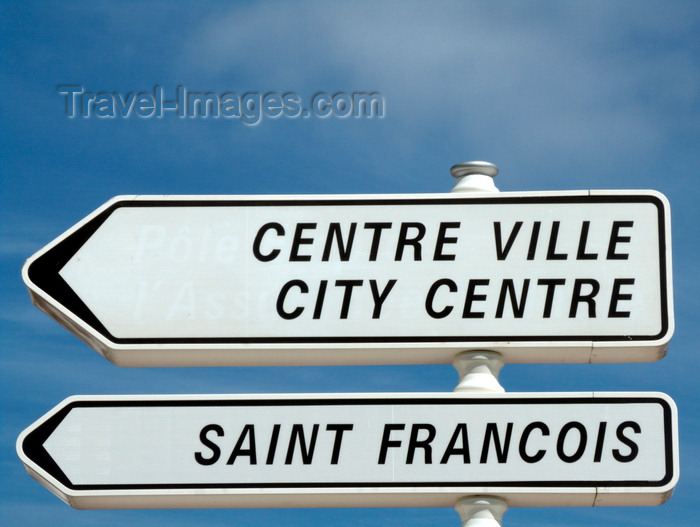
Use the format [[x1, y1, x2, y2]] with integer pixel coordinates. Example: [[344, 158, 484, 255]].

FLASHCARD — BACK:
[[449, 161, 505, 393], [450, 162, 508, 525]]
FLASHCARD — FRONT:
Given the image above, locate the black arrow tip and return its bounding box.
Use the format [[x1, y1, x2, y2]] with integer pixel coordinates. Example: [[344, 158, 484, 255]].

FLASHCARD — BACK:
[[20, 403, 75, 489]]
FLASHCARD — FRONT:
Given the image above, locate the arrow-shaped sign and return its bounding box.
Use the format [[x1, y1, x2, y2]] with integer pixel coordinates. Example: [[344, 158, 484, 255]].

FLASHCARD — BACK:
[[22, 191, 673, 366], [17, 392, 678, 510]]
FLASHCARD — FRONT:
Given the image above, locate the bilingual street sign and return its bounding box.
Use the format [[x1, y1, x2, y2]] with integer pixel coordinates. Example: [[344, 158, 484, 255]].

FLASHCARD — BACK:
[[17, 392, 678, 510], [22, 191, 672, 366]]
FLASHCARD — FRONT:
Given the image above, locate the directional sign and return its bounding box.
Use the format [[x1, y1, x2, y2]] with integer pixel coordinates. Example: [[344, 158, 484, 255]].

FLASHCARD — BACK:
[[17, 392, 678, 509], [22, 191, 673, 366]]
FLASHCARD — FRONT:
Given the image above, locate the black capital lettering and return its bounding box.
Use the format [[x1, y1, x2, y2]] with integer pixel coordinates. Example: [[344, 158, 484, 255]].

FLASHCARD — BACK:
[[493, 221, 522, 260], [326, 424, 354, 465], [576, 221, 599, 260], [369, 279, 397, 319], [608, 278, 635, 318], [527, 221, 541, 260], [252, 222, 284, 262], [378, 424, 405, 464], [537, 278, 566, 318], [265, 424, 281, 465], [434, 222, 460, 261], [322, 223, 357, 261], [425, 278, 457, 319], [226, 424, 257, 465], [546, 221, 568, 260], [395, 222, 426, 261], [364, 222, 391, 261], [495, 279, 530, 318], [613, 421, 641, 462], [519, 422, 549, 463], [276, 280, 308, 319], [463, 279, 490, 318], [607, 221, 633, 260], [556, 422, 587, 463], [406, 424, 436, 464], [335, 279, 363, 319], [195, 424, 224, 466], [439, 424, 470, 464], [594, 422, 607, 463], [480, 423, 513, 463], [313, 280, 328, 319], [290, 223, 316, 261], [285, 424, 319, 465], [569, 278, 600, 318]]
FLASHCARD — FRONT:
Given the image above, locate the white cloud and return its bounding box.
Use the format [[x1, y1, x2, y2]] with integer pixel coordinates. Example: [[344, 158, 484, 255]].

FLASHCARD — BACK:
[[176, 1, 698, 183]]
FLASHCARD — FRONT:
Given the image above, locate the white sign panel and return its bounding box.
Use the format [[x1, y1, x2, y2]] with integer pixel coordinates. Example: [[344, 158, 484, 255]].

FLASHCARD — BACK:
[[17, 392, 678, 509], [22, 191, 672, 366]]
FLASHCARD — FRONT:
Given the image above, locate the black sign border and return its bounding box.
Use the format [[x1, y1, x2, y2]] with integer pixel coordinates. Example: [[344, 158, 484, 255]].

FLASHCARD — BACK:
[[27, 194, 670, 345], [22, 395, 676, 492]]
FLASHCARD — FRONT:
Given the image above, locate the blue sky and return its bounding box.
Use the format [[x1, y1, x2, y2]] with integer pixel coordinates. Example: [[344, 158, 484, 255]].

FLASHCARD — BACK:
[[1, 1, 698, 525]]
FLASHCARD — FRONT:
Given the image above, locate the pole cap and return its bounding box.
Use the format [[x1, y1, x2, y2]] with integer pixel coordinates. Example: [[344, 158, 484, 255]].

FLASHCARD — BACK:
[[450, 161, 499, 193]]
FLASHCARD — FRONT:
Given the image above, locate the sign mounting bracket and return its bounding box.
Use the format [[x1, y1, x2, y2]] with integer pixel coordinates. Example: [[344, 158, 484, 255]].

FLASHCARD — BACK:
[[456, 496, 508, 527], [453, 351, 505, 393]]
